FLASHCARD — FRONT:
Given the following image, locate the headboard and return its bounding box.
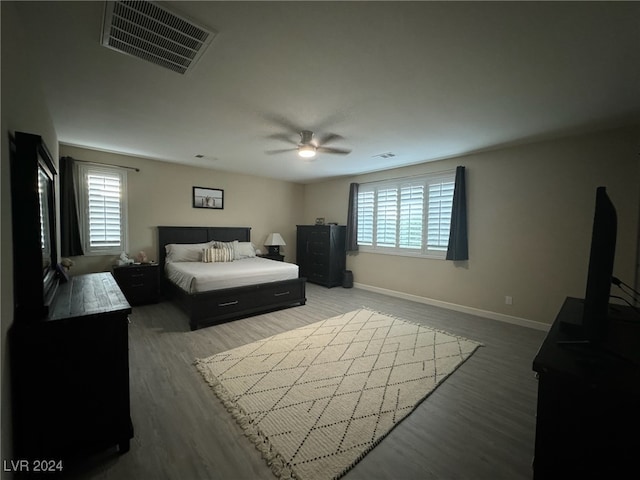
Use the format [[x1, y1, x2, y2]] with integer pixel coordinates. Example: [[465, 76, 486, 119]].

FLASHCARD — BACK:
[[157, 226, 251, 273]]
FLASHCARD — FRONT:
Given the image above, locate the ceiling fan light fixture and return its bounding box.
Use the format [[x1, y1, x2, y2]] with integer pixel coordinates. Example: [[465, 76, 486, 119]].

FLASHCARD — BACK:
[[298, 144, 317, 158]]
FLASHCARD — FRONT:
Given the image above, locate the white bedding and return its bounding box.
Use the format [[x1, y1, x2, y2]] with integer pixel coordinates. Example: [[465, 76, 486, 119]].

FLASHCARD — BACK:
[[165, 257, 299, 294]]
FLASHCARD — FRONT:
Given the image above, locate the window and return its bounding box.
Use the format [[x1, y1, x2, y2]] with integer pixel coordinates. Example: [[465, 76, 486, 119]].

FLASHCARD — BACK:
[[77, 164, 128, 255], [357, 171, 455, 258]]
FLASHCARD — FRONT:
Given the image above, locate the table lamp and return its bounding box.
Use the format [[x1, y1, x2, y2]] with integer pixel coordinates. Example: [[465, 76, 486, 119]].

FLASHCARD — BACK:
[[264, 233, 286, 255]]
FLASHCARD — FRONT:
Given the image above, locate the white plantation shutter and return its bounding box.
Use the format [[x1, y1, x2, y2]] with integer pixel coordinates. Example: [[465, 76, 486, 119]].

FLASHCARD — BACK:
[[356, 170, 455, 258], [78, 164, 127, 254], [88, 172, 121, 247], [399, 182, 424, 249], [357, 190, 374, 246], [427, 180, 454, 250], [376, 187, 397, 247]]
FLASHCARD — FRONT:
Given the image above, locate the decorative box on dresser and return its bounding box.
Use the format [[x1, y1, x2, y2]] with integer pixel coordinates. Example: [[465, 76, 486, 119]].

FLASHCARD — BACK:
[[296, 224, 346, 287], [113, 263, 160, 305], [10, 272, 134, 464]]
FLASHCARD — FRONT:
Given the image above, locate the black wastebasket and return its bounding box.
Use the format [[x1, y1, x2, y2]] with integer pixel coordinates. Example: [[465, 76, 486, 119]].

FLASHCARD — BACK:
[[342, 270, 353, 288]]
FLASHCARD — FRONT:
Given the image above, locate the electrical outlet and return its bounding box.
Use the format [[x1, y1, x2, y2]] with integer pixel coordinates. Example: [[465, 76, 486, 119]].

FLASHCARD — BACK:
[[505, 296, 513, 305]]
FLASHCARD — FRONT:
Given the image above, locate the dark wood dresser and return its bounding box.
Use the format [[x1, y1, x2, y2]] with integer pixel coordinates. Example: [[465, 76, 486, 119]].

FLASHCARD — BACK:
[[296, 225, 346, 287], [10, 272, 134, 465], [113, 263, 160, 305], [532, 297, 640, 478]]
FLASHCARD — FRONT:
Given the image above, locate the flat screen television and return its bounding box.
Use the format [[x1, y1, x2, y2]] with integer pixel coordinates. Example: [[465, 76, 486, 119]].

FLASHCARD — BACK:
[[582, 186, 617, 344]]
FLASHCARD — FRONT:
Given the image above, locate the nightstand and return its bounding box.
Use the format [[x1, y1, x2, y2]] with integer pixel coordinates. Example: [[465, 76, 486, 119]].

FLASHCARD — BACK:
[[258, 253, 285, 262], [112, 263, 160, 305]]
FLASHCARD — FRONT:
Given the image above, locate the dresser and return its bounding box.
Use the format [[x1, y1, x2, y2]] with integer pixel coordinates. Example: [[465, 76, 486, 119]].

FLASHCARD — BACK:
[[532, 297, 640, 478], [296, 225, 346, 287], [113, 263, 160, 305], [257, 253, 285, 262], [10, 272, 134, 464]]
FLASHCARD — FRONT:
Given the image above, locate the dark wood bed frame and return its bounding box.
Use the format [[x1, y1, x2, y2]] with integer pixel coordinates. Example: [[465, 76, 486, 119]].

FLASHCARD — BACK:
[[158, 226, 306, 330]]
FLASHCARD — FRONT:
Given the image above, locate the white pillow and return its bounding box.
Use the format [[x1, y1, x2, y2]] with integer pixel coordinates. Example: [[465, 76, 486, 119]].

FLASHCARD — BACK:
[[165, 242, 212, 263], [236, 242, 256, 259]]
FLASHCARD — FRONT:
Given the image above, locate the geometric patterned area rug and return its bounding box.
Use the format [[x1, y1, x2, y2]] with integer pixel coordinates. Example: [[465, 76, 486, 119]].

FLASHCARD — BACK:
[[195, 309, 481, 480]]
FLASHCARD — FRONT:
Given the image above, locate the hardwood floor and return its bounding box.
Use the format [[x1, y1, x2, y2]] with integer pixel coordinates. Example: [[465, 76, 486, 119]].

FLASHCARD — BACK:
[[60, 284, 546, 480]]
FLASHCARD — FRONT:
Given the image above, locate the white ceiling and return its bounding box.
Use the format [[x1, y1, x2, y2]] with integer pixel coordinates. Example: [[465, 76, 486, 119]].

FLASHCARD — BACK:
[[14, 1, 640, 184]]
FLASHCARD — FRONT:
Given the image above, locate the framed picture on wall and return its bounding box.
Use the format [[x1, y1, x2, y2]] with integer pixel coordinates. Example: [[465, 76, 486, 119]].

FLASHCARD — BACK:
[[193, 187, 224, 210]]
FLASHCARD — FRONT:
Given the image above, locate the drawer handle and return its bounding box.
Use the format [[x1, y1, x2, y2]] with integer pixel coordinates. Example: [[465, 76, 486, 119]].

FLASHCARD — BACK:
[[131, 283, 144, 288], [274, 291, 290, 297], [131, 273, 144, 278], [219, 300, 239, 307]]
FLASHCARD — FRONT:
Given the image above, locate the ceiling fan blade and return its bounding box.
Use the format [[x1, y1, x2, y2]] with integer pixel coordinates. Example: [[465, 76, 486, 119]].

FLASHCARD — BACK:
[[267, 133, 298, 146], [265, 148, 297, 155], [317, 146, 351, 155], [313, 111, 349, 132], [318, 133, 344, 146], [263, 114, 301, 136]]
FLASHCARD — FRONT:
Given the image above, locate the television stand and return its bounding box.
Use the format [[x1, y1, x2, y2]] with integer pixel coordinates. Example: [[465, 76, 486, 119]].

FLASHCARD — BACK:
[[556, 297, 640, 363], [556, 339, 590, 345], [532, 297, 640, 478]]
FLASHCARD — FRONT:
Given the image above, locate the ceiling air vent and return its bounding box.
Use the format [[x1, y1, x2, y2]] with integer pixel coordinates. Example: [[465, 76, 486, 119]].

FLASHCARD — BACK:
[[101, 1, 216, 75]]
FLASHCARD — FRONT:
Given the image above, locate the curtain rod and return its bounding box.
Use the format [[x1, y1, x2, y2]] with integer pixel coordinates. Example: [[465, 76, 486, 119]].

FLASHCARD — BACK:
[[358, 166, 459, 186], [72, 158, 140, 172]]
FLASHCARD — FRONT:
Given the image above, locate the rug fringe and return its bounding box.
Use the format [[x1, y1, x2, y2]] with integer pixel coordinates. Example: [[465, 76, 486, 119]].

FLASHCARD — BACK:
[[194, 359, 298, 480]]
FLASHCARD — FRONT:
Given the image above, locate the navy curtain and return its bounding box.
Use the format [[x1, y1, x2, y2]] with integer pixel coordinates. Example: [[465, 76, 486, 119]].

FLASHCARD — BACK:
[[446, 166, 468, 261], [60, 156, 84, 257], [346, 183, 359, 252]]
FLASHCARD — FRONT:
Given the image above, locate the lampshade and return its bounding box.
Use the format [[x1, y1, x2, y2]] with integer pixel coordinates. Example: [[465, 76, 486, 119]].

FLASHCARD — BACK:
[[264, 233, 286, 246], [298, 144, 316, 158]]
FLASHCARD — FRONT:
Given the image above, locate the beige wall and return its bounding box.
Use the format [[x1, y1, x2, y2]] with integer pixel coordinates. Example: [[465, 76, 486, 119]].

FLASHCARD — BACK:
[[59, 145, 305, 274], [1, 2, 59, 473], [304, 127, 640, 325]]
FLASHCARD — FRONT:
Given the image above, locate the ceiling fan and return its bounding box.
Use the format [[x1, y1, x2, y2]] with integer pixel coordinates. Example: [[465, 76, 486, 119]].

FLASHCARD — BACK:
[[266, 130, 351, 159]]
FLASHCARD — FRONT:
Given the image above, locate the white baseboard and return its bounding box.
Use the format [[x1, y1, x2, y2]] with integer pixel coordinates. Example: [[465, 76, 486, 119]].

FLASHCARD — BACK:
[[353, 282, 550, 332]]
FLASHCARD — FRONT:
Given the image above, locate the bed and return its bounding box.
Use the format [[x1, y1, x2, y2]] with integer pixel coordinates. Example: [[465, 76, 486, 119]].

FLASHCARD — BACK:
[[158, 226, 306, 330]]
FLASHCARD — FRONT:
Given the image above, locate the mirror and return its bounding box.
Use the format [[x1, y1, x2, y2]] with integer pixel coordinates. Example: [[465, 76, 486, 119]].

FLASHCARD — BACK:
[[38, 164, 53, 270], [36, 145, 58, 307], [10, 132, 59, 320]]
